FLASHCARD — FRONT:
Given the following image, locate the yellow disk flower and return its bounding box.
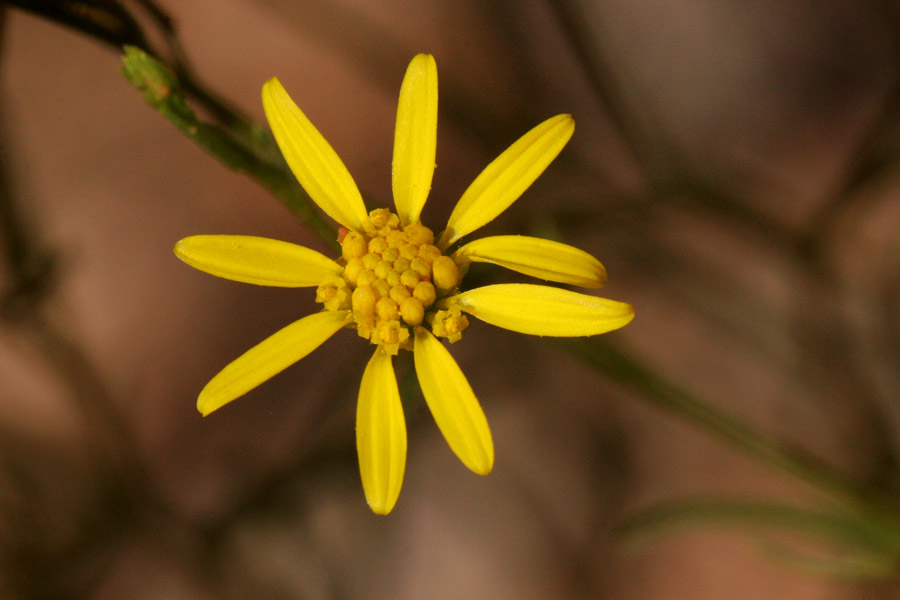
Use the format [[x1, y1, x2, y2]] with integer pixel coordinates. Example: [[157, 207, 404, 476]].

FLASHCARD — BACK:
[[174, 54, 634, 515]]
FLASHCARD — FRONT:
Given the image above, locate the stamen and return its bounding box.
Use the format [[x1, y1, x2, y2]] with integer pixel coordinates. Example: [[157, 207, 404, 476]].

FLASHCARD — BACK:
[[430, 306, 469, 343]]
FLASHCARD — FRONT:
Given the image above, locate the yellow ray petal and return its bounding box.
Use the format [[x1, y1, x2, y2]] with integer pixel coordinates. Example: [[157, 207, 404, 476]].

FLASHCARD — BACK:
[[452, 235, 607, 289], [262, 77, 368, 231], [198, 310, 349, 416], [413, 328, 493, 475], [448, 284, 633, 337], [357, 347, 407, 515], [392, 54, 438, 226], [174, 235, 342, 287], [438, 114, 574, 249]]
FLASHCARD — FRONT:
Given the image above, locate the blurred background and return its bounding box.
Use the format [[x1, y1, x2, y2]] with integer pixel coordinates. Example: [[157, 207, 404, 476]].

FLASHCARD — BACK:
[[1, 0, 899, 598]]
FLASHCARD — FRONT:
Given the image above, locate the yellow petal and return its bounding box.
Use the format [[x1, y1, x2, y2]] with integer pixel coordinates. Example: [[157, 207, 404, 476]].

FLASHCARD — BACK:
[[357, 347, 407, 515], [452, 235, 607, 288], [198, 310, 349, 416], [392, 54, 438, 226], [438, 114, 574, 249], [174, 235, 342, 287], [413, 328, 493, 475], [262, 77, 368, 231], [448, 284, 634, 336]]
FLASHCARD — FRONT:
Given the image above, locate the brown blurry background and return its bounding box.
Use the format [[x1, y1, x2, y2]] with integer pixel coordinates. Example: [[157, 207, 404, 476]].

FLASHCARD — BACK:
[[1, 1, 899, 598]]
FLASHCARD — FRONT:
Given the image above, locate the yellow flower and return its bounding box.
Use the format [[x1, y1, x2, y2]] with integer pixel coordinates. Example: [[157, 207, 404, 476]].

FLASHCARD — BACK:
[[174, 54, 634, 515]]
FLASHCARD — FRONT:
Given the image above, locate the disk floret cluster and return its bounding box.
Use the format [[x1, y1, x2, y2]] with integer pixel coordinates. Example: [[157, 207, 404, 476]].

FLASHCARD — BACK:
[[316, 208, 468, 354]]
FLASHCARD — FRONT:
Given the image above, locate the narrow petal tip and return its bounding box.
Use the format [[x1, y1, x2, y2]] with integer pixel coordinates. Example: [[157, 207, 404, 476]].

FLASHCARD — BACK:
[[261, 76, 280, 93], [621, 303, 636, 326], [173, 237, 195, 263], [470, 454, 494, 476], [367, 499, 395, 516], [197, 395, 215, 417]]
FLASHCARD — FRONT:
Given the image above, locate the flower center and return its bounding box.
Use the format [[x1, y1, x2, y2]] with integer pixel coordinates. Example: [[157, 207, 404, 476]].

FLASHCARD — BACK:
[[316, 208, 468, 353]]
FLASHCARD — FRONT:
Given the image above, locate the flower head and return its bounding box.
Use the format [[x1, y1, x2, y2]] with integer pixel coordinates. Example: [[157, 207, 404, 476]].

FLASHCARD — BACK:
[[175, 54, 634, 514]]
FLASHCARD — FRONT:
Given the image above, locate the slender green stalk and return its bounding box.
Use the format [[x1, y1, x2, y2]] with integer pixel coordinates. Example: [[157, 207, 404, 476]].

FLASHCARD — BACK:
[[758, 538, 898, 579], [562, 337, 891, 512], [620, 498, 899, 553], [121, 47, 338, 251], [619, 497, 900, 578], [12, 2, 339, 249]]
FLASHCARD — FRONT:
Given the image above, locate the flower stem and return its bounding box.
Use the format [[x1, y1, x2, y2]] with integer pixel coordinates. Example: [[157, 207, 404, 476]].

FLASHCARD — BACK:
[[121, 46, 338, 251], [562, 337, 893, 513]]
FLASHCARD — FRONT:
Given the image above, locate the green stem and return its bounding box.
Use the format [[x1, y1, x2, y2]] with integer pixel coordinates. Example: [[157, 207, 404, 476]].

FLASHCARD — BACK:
[[620, 498, 900, 554], [10, 3, 338, 250], [562, 337, 889, 512], [121, 46, 338, 251]]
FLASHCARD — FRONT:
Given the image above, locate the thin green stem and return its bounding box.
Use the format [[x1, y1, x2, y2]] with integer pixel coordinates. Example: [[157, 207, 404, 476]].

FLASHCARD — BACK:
[[121, 46, 338, 251], [562, 338, 891, 512], [9, 2, 339, 250], [620, 498, 900, 554]]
